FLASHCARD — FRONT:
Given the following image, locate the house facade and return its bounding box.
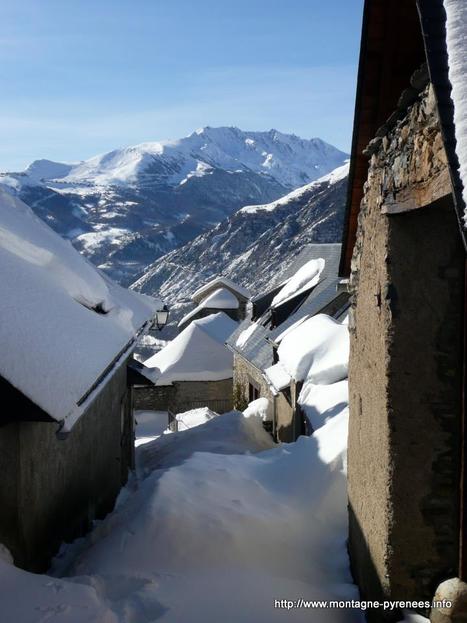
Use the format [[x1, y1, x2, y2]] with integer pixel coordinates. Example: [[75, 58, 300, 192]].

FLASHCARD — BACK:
[[341, 1, 467, 619], [228, 244, 349, 442], [135, 312, 237, 416], [0, 188, 162, 572]]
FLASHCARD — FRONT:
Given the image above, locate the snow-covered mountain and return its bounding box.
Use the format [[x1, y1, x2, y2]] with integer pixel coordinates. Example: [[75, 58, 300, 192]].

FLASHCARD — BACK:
[[0, 128, 347, 284], [133, 163, 348, 335]]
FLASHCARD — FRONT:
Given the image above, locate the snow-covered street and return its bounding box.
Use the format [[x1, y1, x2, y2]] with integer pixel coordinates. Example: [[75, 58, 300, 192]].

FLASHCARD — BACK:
[[0, 395, 363, 623]]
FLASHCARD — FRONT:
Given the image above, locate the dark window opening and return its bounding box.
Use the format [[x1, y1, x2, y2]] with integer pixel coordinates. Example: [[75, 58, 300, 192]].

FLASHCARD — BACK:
[[248, 382, 260, 403]]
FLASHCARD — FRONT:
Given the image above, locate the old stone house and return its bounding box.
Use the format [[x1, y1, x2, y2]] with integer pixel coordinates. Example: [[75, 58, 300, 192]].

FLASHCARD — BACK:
[[340, 0, 467, 620], [227, 244, 349, 442], [0, 188, 162, 572], [178, 277, 250, 331], [135, 312, 237, 417]]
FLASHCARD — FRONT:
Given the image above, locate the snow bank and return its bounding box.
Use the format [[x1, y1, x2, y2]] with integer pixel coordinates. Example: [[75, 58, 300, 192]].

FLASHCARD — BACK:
[[145, 312, 237, 385], [175, 406, 218, 431], [134, 410, 169, 446], [136, 408, 275, 476], [444, 0, 467, 223], [271, 258, 324, 307], [0, 187, 161, 426], [0, 559, 119, 623], [278, 314, 349, 383], [51, 404, 359, 623], [243, 396, 272, 421]]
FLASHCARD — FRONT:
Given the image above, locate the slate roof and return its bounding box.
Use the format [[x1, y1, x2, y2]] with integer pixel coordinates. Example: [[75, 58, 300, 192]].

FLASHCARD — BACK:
[[226, 243, 345, 371]]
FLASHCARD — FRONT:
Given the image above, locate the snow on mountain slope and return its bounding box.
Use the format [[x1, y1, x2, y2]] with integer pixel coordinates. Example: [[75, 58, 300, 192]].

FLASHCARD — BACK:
[[133, 166, 348, 336], [240, 161, 349, 214], [0, 128, 347, 285], [34, 127, 347, 189]]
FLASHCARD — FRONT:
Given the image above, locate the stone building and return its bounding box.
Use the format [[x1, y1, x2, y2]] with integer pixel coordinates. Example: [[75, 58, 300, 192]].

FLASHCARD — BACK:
[[340, 0, 467, 620], [136, 312, 237, 416], [178, 277, 250, 331], [0, 188, 162, 572], [227, 244, 349, 441]]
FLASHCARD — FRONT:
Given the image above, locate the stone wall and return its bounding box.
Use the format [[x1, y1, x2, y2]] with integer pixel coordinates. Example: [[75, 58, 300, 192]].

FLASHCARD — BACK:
[[347, 85, 464, 617], [134, 384, 174, 411], [134, 378, 233, 415], [233, 353, 296, 441], [170, 378, 233, 414], [233, 353, 275, 418], [0, 363, 132, 572]]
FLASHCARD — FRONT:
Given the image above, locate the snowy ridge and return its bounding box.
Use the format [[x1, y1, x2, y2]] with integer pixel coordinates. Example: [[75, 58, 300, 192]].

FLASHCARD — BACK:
[[133, 168, 348, 335], [240, 161, 349, 214], [0, 128, 347, 285], [443, 0, 467, 223], [2, 127, 347, 191], [33, 127, 347, 189]]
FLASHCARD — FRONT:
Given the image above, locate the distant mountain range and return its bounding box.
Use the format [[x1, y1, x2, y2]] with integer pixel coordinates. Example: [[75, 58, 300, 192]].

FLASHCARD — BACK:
[[0, 127, 347, 284], [133, 163, 349, 337]]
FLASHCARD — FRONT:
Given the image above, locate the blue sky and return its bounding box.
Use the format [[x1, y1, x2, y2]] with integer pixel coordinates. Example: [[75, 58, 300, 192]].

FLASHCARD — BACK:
[[0, 0, 363, 171]]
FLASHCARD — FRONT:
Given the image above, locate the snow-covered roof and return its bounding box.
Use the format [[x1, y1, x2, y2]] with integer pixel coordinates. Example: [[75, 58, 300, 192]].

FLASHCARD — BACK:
[[191, 277, 251, 303], [145, 312, 237, 385], [178, 288, 240, 328], [277, 314, 349, 384], [0, 188, 162, 429], [263, 363, 292, 394], [200, 287, 240, 309], [271, 258, 325, 308], [444, 0, 467, 224]]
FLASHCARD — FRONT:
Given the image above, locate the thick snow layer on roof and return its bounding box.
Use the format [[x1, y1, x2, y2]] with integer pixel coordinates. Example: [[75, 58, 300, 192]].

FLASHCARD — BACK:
[[145, 312, 237, 385], [199, 287, 240, 309], [240, 161, 349, 214], [0, 188, 161, 426], [271, 258, 324, 307], [298, 379, 349, 432], [192, 276, 251, 301], [278, 314, 349, 383], [264, 363, 292, 393], [444, 0, 467, 222], [178, 287, 239, 328]]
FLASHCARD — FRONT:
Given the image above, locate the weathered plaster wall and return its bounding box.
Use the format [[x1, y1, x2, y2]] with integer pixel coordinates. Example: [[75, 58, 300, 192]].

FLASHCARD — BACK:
[[275, 390, 294, 442], [0, 364, 132, 572], [233, 353, 296, 441], [348, 85, 464, 616]]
